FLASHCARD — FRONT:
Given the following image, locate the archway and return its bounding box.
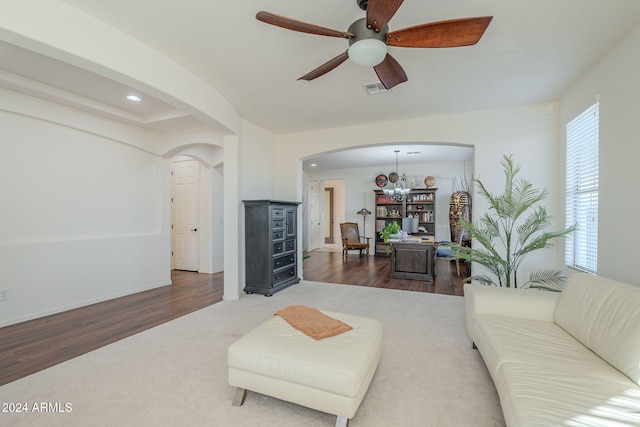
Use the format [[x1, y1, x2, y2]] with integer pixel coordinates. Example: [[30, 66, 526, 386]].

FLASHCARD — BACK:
[[165, 144, 225, 276], [301, 143, 474, 262]]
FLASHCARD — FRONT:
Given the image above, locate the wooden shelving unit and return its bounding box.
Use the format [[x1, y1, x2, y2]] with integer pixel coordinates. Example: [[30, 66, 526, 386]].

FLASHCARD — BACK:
[[374, 188, 437, 256]]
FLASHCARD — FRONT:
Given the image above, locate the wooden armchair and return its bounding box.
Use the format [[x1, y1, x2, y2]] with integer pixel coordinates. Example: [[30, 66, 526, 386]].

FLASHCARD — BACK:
[[340, 222, 371, 258]]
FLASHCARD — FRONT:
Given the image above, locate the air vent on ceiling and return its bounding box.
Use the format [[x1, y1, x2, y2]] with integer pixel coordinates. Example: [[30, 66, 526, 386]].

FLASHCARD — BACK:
[[363, 82, 391, 95]]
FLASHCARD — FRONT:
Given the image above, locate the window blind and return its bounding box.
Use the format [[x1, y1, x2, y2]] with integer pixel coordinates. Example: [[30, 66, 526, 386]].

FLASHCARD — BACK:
[[565, 102, 599, 273]]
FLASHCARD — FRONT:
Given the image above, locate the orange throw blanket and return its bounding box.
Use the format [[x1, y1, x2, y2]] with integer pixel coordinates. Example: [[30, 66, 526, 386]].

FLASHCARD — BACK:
[[275, 305, 353, 340]]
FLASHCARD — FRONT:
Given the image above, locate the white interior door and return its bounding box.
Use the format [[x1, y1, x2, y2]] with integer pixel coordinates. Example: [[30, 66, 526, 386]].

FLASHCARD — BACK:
[[171, 159, 200, 271]]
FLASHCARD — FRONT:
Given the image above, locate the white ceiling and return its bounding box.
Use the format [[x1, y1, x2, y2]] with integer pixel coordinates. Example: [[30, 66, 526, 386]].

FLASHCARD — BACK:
[[302, 144, 474, 171], [2, 0, 640, 167]]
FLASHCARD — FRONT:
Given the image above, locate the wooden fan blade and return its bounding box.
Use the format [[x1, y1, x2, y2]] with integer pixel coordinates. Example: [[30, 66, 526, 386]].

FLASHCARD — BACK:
[[373, 53, 408, 90], [366, 0, 404, 33], [387, 16, 493, 48], [298, 51, 350, 81], [256, 11, 354, 39]]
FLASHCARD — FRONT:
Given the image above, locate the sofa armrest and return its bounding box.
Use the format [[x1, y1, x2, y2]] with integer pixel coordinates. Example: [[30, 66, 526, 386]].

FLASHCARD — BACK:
[[464, 283, 560, 342], [464, 283, 560, 321]]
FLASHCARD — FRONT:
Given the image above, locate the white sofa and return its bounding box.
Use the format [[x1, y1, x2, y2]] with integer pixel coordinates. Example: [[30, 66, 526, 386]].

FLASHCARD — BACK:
[[464, 273, 640, 426]]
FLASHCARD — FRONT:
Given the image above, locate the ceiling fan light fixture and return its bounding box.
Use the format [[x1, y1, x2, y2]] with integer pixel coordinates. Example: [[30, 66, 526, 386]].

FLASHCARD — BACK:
[[256, 7, 492, 87], [348, 39, 387, 67]]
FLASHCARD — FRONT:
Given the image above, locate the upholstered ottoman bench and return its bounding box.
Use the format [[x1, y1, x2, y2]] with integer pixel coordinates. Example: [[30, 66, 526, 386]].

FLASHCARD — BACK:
[[227, 307, 383, 427]]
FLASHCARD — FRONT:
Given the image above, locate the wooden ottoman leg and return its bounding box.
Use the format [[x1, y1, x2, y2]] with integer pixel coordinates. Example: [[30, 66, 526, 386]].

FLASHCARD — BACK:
[[232, 388, 247, 406], [335, 415, 349, 427]]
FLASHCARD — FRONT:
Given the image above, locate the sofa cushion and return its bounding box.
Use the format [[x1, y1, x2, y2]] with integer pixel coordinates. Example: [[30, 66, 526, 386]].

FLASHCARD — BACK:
[[497, 362, 640, 426], [554, 273, 640, 386], [474, 313, 640, 426], [473, 314, 619, 380]]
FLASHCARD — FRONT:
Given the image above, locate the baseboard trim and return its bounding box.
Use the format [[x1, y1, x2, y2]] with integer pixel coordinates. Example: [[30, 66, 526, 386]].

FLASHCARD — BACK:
[[0, 280, 172, 328]]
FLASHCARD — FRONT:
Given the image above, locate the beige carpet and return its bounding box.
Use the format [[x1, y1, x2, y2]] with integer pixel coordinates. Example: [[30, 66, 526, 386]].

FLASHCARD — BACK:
[[0, 281, 505, 426]]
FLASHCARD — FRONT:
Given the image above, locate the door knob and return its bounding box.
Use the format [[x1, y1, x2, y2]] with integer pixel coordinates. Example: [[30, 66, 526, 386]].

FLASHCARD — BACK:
[[191, 228, 198, 232]]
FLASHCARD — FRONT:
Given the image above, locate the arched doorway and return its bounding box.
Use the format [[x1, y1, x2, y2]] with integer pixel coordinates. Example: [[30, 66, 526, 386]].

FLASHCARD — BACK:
[[166, 145, 225, 276]]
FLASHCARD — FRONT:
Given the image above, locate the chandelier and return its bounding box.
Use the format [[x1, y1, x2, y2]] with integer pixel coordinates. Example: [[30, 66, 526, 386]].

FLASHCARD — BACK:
[[383, 150, 411, 201]]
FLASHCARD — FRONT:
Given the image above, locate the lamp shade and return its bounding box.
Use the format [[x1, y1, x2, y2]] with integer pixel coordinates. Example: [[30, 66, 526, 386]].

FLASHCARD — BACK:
[[348, 39, 388, 67]]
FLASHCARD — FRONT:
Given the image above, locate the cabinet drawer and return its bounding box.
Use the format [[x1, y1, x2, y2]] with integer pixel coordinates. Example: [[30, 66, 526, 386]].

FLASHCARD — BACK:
[[273, 254, 295, 269], [272, 230, 284, 241], [285, 239, 296, 253], [273, 265, 296, 285], [273, 241, 284, 256], [272, 219, 284, 229], [271, 208, 284, 218]]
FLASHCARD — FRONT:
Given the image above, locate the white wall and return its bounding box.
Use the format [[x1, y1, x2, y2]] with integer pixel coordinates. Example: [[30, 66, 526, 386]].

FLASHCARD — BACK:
[[230, 120, 280, 297], [559, 22, 640, 285], [276, 104, 559, 283], [211, 164, 225, 273], [0, 90, 171, 327], [1, 0, 251, 304], [239, 120, 277, 200]]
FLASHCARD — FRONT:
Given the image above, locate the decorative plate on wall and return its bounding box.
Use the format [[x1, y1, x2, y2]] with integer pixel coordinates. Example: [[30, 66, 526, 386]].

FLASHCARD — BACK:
[[424, 176, 436, 187], [376, 174, 388, 187], [388, 172, 399, 183]]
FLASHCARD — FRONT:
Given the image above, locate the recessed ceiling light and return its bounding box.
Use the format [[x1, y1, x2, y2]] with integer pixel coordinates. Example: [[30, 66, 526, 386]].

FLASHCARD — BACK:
[[126, 95, 142, 102], [310, 163, 318, 167]]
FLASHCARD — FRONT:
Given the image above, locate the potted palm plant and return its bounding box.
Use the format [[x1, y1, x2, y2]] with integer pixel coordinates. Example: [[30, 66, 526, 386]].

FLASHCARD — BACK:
[[453, 155, 576, 290]]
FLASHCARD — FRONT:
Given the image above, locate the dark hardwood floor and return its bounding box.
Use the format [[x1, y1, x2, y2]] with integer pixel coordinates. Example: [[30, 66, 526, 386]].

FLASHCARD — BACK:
[[0, 252, 466, 386], [303, 250, 469, 296], [0, 271, 223, 387]]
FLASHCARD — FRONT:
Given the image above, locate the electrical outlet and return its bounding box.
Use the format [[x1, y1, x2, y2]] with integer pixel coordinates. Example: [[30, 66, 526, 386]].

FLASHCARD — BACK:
[[0, 289, 8, 301]]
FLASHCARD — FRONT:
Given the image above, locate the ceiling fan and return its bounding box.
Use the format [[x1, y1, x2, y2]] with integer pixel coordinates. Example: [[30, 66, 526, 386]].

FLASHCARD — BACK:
[[256, 0, 492, 90]]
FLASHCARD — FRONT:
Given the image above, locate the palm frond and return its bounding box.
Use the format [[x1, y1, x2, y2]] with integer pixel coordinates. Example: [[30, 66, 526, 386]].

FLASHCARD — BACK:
[[516, 206, 550, 244], [516, 226, 577, 257], [509, 178, 547, 220], [466, 275, 498, 286], [521, 269, 567, 290], [458, 154, 576, 289]]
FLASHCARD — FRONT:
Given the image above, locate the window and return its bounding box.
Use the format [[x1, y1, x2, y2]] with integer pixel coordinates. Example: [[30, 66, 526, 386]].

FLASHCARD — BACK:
[[565, 102, 599, 273]]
